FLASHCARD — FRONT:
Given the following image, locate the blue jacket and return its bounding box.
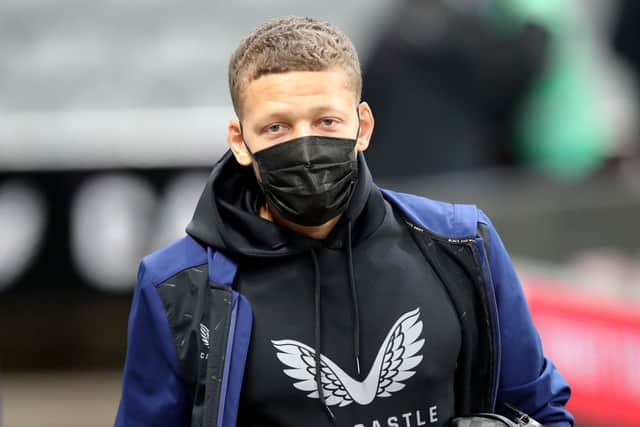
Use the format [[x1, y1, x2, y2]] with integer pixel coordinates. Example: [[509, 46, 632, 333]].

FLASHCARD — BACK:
[[116, 189, 573, 427]]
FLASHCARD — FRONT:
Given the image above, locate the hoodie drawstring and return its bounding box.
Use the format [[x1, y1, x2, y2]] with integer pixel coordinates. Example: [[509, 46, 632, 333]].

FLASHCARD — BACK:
[[311, 220, 360, 425], [311, 248, 336, 423], [346, 221, 361, 376]]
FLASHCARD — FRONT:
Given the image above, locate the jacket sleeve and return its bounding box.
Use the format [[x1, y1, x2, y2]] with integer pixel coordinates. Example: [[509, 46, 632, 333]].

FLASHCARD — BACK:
[[115, 261, 190, 427], [478, 210, 574, 427]]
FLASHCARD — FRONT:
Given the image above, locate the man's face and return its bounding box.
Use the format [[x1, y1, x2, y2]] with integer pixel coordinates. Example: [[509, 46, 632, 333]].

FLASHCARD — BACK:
[[228, 68, 374, 166]]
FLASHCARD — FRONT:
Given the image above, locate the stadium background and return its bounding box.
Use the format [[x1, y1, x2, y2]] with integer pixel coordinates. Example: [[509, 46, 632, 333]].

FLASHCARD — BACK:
[[1, 0, 640, 426]]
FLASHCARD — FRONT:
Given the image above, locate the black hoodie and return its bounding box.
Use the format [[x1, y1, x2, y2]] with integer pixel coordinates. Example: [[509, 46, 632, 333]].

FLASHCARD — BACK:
[[187, 152, 461, 427]]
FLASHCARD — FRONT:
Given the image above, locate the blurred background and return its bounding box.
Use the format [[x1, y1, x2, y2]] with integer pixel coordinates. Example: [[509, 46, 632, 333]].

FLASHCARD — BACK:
[[1, 0, 639, 425]]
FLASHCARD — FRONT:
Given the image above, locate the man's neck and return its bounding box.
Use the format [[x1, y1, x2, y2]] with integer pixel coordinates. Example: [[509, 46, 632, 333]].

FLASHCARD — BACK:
[[259, 204, 341, 240]]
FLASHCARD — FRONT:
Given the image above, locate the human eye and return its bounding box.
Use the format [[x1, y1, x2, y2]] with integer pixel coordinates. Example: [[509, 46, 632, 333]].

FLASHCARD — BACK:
[[268, 123, 282, 133], [318, 117, 340, 129], [262, 123, 288, 136]]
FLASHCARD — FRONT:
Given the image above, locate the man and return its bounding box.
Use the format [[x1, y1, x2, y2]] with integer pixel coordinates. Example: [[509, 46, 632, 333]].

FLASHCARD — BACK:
[[116, 16, 573, 427]]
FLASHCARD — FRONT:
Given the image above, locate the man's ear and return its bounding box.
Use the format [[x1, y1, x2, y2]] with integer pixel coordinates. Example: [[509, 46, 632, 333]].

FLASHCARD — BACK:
[[356, 102, 374, 152], [228, 118, 253, 166]]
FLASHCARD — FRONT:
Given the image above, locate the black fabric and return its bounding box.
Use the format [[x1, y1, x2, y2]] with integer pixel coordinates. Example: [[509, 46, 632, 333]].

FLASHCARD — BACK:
[[187, 151, 374, 258], [403, 224, 495, 415], [155, 265, 234, 427], [188, 150, 391, 424], [477, 223, 491, 260], [155, 265, 209, 387], [310, 248, 337, 422], [249, 135, 359, 227], [345, 221, 361, 376], [362, 0, 548, 178], [201, 285, 233, 426], [234, 202, 461, 427], [185, 151, 480, 426]]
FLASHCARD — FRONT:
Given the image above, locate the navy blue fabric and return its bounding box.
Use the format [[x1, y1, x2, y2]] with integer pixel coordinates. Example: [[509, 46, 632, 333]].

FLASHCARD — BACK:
[[382, 189, 572, 425], [209, 248, 238, 286], [115, 237, 205, 426], [218, 293, 238, 427], [379, 189, 478, 238], [140, 236, 208, 285], [477, 210, 572, 426], [116, 189, 573, 427], [222, 293, 253, 427], [207, 247, 243, 427]]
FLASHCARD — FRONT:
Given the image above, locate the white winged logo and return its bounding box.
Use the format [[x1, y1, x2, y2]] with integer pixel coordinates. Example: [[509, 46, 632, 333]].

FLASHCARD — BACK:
[[271, 307, 424, 407], [200, 323, 210, 347]]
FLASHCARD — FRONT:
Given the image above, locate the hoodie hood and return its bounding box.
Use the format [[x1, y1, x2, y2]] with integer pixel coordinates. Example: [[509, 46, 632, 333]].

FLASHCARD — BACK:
[[186, 150, 386, 258]]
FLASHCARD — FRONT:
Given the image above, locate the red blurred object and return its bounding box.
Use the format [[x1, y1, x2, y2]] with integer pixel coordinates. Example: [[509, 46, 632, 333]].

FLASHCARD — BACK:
[[524, 277, 640, 427]]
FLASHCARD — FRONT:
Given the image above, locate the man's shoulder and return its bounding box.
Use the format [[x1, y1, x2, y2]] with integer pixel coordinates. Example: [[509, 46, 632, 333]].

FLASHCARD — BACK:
[[138, 235, 208, 288], [380, 188, 482, 238]]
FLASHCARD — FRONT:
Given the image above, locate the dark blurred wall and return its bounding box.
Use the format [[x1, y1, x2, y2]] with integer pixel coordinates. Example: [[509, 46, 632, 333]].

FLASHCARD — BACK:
[[0, 168, 206, 372]]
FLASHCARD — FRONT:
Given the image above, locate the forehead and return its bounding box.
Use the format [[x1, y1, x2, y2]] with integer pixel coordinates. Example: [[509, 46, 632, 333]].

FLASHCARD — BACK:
[[241, 69, 358, 120]]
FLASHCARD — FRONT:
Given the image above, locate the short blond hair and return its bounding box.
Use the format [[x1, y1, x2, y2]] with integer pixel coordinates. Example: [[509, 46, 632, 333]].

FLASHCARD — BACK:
[[228, 16, 362, 117]]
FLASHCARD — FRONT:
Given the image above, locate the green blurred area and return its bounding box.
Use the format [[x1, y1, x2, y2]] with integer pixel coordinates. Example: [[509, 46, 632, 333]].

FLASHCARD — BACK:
[[487, 0, 608, 181]]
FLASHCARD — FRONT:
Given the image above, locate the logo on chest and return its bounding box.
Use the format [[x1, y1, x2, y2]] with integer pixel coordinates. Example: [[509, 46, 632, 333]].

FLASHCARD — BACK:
[[272, 308, 425, 407]]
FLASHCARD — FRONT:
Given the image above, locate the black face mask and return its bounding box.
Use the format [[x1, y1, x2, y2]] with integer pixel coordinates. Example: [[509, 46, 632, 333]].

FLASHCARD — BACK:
[[244, 134, 359, 226]]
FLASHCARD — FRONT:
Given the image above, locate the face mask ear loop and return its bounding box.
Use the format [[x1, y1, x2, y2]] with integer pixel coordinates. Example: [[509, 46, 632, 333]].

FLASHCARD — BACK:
[[355, 108, 361, 141]]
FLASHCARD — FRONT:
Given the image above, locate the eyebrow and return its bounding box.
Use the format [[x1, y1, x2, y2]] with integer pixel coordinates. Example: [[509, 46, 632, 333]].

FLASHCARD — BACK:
[[253, 105, 348, 126]]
